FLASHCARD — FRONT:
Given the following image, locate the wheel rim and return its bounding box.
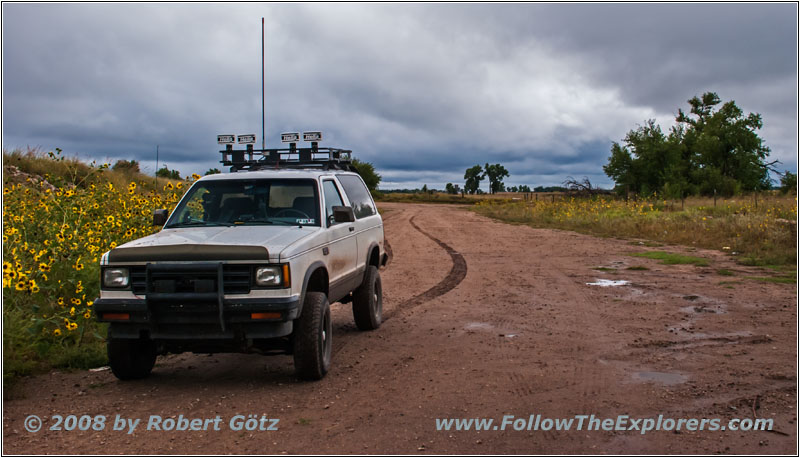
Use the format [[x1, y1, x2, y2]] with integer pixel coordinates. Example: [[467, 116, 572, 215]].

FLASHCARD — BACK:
[[373, 277, 382, 321], [321, 307, 332, 368]]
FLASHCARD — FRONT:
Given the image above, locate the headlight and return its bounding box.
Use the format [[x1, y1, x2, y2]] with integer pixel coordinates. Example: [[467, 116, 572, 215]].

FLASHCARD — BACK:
[[255, 266, 282, 286], [103, 268, 130, 288]]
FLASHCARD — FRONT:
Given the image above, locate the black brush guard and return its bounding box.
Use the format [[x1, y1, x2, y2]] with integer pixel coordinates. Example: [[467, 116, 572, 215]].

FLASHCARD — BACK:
[[145, 263, 228, 333]]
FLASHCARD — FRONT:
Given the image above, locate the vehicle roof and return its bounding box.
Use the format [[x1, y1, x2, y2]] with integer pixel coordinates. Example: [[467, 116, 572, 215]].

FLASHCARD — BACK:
[[199, 168, 360, 182]]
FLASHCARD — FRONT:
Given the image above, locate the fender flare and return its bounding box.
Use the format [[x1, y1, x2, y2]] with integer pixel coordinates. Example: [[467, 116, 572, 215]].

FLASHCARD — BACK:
[[297, 260, 328, 318], [361, 242, 381, 283]]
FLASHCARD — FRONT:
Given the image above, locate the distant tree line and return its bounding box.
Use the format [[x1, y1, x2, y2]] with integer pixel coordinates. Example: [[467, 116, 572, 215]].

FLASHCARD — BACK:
[[533, 185, 568, 193], [604, 92, 780, 198]]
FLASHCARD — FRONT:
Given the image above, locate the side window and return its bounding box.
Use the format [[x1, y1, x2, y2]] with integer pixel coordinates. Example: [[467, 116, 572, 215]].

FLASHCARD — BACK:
[[336, 174, 376, 219], [322, 180, 344, 226]]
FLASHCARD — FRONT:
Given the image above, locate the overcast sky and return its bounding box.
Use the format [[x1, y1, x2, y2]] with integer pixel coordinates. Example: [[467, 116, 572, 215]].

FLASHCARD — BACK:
[[2, 3, 797, 190]]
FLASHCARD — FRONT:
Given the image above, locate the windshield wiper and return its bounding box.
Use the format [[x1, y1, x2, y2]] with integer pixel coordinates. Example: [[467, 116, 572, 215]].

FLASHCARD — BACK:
[[232, 218, 275, 225], [166, 221, 233, 228], [232, 218, 297, 226]]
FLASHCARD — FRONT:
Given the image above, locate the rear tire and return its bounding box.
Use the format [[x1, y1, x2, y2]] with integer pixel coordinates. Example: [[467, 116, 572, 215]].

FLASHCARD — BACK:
[[293, 292, 332, 380], [107, 331, 157, 381], [352, 266, 382, 330]]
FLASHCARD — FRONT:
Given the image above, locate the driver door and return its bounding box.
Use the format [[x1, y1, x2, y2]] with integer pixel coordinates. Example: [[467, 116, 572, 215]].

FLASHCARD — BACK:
[[321, 179, 357, 295]]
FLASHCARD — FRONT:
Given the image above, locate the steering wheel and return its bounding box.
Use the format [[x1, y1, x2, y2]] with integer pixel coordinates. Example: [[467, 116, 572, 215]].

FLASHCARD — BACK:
[[273, 209, 311, 219]]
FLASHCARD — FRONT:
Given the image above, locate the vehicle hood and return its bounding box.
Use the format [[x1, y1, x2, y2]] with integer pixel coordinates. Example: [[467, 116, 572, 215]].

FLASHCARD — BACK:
[[105, 225, 319, 263]]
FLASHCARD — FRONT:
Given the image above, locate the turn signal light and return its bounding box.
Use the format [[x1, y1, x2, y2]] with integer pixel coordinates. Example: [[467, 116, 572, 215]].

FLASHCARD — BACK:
[[282, 264, 291, 288], [251, 312, 281, 320], [103, 313, 130, 321]]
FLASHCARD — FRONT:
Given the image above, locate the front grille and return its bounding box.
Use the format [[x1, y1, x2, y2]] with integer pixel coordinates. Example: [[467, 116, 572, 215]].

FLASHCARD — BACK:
[[130, 265, 251, 295]]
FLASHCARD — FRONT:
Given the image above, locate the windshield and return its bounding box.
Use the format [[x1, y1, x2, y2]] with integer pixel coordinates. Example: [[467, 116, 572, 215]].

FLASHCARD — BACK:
[[165, 179, 320, 228]]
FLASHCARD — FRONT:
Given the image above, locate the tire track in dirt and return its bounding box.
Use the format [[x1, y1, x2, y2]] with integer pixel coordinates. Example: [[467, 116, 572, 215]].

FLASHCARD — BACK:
[[331, 212, 466, 357], [377, 205, 403, 269], [383, 215, 468, 319]]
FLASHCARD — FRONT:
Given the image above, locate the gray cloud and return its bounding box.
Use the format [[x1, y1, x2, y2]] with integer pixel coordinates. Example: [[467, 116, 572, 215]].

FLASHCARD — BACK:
[[2, 3, 796, 190]]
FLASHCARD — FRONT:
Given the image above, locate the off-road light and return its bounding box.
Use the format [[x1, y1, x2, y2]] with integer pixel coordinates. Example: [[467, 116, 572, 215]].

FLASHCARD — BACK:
[[238, 134, 256, 144], [281, 132, 300, 143], [217, 134, 235, 144], [255, 266, 282, 286], [303, 131, 322, 142], [102, 267, 130, 288]]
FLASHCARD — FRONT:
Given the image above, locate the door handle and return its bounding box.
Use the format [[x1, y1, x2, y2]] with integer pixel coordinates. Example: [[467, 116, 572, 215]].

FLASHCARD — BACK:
[[349, 227, 354, 232]]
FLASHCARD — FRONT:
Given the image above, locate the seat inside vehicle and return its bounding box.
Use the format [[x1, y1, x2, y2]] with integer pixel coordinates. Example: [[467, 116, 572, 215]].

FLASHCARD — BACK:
[[219, 196, 254, 221]]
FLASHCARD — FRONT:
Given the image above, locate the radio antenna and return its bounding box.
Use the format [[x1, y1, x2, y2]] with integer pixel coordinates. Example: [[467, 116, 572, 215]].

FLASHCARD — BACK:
[[155, 144, 159, 186], [261, 17, 265, 151]]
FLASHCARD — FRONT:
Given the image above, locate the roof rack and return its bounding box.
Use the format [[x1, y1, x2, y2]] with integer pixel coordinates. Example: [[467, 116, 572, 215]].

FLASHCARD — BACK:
[[219, 144, 356, 172]]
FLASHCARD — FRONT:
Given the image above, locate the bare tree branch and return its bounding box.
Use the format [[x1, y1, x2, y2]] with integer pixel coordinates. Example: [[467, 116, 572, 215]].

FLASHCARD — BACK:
[[562, 176, 611, 196]]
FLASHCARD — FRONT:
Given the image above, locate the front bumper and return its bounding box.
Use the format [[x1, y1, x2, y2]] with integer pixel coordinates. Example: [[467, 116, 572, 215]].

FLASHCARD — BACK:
[[94, 296, 300, 339]]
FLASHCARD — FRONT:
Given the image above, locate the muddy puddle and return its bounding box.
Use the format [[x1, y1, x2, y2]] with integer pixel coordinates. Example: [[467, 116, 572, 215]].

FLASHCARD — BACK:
[[587, 279, 631, 287], [632, 370, 689, 385]]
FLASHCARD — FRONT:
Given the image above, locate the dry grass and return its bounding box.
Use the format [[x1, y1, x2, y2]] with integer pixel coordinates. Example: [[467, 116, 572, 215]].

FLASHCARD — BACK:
[[473, 194, 797, 267], [375, 190, 563, 204], [375, 192, 475, 205], [3, 147, 180, 193]]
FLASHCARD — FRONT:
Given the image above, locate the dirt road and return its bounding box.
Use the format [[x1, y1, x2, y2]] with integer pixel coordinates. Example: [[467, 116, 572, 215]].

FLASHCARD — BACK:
[[3, 203, 797, 454]]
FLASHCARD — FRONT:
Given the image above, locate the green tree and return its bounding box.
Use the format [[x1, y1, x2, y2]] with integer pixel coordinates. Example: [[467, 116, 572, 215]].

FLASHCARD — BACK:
[[603, 119, 675, 196], [205, 168, 221, 175], [351, 159, 381, 191], [605, 92, 773, 197], [661, 124, 696, 201], [780, 171, 797, 194], [518, 185, 531, 193], [484, 163, 509, 194], [156, 165, 181, 180], [464, 165, 484, 194], [676, 92, 772, 195], [603, 142, 635, 195]]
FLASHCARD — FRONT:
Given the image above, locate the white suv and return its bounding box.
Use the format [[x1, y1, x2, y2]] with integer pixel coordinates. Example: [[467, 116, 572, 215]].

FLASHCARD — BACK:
[[94, 151, 386, 381]]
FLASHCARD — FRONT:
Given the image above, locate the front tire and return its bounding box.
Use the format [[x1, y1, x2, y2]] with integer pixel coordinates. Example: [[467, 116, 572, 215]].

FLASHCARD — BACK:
[[293, 292, 332, 380], [352, 266, 382, 331], [107, 332, 157, 381]]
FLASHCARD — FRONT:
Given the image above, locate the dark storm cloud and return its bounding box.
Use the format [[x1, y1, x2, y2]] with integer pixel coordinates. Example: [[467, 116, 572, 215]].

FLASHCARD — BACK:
[[2, 3, 796, 189]]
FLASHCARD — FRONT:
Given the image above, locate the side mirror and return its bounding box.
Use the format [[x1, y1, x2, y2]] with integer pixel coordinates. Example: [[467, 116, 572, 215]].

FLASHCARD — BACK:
[[152, 209, 168, 226], [332, 206, 355, 223]]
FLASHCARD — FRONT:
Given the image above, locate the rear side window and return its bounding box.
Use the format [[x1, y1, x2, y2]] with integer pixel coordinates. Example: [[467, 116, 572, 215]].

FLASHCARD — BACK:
[[336, 175, 376, 219]]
